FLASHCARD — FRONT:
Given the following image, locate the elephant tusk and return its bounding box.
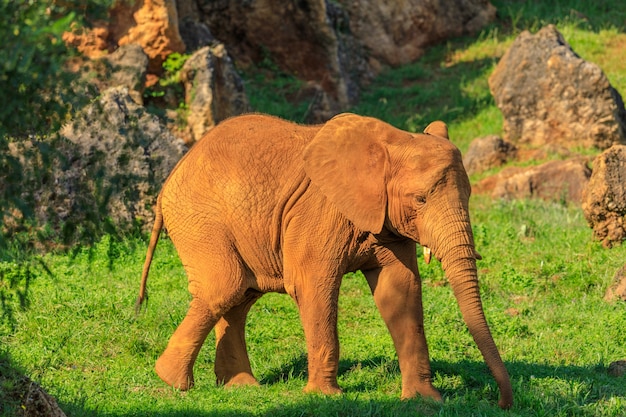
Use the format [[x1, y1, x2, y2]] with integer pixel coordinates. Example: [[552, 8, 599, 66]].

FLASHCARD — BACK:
[[423, 246, 432, 264]]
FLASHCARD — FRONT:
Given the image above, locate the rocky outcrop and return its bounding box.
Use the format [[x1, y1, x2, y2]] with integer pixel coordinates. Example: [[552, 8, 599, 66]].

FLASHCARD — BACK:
[[474, 158, 591, 204], [57, 87, 186, 237], [463, 135, 517, 175], [65, 0, 186, 74], [582, 145, 626, 247], [109, 0, 186, 74], [191, 0, 350, 110], [489, 25, 626, 150], [180, 45, 250, 143], [2, 88, 187, 245], [65, 0, 497, 120], [98, 43, 149, 104], [343, 0, 496, 68], [185, 0, 496, 115]]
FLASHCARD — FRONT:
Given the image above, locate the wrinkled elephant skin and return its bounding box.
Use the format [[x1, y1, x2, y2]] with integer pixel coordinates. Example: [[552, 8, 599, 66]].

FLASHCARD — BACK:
[[137, 113, 513, 409]]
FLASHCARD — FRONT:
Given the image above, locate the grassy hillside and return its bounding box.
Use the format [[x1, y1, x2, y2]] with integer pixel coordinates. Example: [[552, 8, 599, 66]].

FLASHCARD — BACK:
[[2, 1, 626, 416]]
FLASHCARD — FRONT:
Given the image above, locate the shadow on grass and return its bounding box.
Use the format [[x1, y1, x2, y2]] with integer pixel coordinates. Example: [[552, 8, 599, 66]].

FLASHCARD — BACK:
[[264, 354, 624, 394], [56, 355, 624, 416], [0, 350, 25, 415], [62, 397, 439, 417]]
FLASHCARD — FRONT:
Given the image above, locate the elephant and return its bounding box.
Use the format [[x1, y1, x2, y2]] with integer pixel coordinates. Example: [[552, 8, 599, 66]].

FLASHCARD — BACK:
[[137, 113, 513, 409]]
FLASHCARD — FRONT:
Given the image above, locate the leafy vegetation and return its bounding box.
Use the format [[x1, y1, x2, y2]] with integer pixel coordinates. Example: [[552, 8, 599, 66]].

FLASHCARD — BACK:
[[2, 0, 626, 416], [0, 1, 112, 252]]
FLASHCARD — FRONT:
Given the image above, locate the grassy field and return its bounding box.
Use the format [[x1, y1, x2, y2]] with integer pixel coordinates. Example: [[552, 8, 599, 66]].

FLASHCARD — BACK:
[[2, 1, 626, 416]]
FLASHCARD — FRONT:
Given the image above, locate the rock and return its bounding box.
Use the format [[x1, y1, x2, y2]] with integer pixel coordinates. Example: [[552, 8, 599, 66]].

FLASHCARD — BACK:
[[515, 143, 572, 163], [65, 0, 186, 74], [195, 0, 350, 110], [178, 18, 219, 52], [62, 20, 110, 59], [20, 376, 67, 417], [66, 0, 495, 116], [342, 0, 496, 67], [463, 135, 517, 175], [180, 45, 250, 143], [99, 43, 149, 104], [59, 87, 186, 235], [2, 88, 185, 244], [608, 360, 626, 377], [328, 1, 373, 105], [604, 264, 626, 302], [191, 0, 495, 113], [302, 82, 346, 124], [582, 145, 626, 247], [489, 25, 626, 150], [474, 158, 591, 204], [108, 0, 186, 74]]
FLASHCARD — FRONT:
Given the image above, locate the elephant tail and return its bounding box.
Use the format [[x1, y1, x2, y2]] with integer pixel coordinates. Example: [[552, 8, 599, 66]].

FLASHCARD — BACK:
[[135, 193, 164, 315]]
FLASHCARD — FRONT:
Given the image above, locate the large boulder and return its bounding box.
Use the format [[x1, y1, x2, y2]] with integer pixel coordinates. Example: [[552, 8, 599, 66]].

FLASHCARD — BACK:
[[582, 145, 626, 247], [474, 158, 591, 204], [463, 135, 517, 175], [191, 0, 350, 110], [180, 45, 250, 143], [2, 88, 185, 245], [184, 0, 496, 114], [342, 0, 496, 67], [489, 25, 626, 150], [58, 87, 186, 236]]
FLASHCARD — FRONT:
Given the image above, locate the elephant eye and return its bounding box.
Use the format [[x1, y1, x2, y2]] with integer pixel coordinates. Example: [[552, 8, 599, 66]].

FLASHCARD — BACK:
[[415, 194, 427, 205]]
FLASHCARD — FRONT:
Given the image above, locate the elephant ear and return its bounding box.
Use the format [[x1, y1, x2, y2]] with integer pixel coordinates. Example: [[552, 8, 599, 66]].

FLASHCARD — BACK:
[[424, 121, 449, 139], [303, 114, 389, 234]]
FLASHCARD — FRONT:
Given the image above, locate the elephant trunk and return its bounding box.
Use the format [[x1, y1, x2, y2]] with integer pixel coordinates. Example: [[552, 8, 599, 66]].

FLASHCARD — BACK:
[[431, 207, 513, 409]]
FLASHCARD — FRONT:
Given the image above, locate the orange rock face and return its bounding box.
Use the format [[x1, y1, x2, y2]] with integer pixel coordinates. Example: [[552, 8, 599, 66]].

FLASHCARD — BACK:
[[111, 0, 186, 73], [62, 21, 110, 58], [64, 0, 186, 74]]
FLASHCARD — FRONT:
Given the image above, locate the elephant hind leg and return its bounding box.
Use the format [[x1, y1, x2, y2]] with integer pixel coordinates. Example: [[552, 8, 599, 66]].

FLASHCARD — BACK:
[[156, 297, 220, 390], [156, 246, 249, 390], [214, 290, 263, 387]]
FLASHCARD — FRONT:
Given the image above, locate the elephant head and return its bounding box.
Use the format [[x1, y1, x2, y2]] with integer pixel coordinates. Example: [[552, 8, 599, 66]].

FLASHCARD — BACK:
[[304, 114, 513, 409]]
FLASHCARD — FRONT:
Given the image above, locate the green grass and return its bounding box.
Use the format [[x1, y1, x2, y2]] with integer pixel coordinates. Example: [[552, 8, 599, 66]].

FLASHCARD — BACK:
[[1, 198, 625, 416], [3, 0, 626, 415]]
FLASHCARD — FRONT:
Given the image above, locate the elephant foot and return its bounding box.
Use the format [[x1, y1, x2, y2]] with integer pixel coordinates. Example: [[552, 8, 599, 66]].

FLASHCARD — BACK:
[[304, 381, 343, 395], [222, 372, 260, 388], [401, 383, 442, 402], [498, 396, 513, 410], [155, 353, 194, 390]]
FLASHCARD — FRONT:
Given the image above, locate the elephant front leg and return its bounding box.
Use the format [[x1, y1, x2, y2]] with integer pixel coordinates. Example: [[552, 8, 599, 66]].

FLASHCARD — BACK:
[[364, 259, 442, 402], [214, 291, 263, 387], [287, 274, 342, 395]]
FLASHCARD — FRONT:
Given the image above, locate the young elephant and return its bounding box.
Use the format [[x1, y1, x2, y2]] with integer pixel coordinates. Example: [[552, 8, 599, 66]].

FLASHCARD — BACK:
[[137, 113, 513, 409]]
